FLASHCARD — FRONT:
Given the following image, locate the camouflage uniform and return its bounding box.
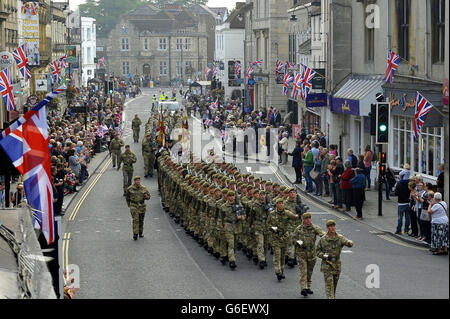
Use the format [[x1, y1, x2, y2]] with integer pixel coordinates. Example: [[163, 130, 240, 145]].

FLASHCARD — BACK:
[[118, 150, 137, 194], [142, 138, 156, 177], [250, 196, 269, 263], [219, 194, 244, 263], [126, 180, 150, 236], [292, 217, 325, 291], [266, 204, 297, 277], [132, 117, 142, 143], [316, 226, 352, 299], [109, 138, 124, 167]]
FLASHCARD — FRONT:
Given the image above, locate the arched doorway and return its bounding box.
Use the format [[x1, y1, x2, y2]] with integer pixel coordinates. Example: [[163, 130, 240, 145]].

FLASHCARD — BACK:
[[143, 64, 151, 87]]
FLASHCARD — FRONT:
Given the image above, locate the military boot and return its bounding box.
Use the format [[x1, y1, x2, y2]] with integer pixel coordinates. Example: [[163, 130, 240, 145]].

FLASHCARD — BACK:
[[259, 261, 265, 270], [276, 273, 283, 281], [208, 247, 214, 254], [139, 233, 144, 238], [301, 289, 308, 297], [133, 235, 138, 241], [220, 256, 227, 265], [252, 256, 259, 265], [246, 250, 253, 260], [242, 247, 247, 255], [306, 289, 314, 295], [287, 259, 295, 268], [237, 242, 243, 250], [229, 261, 237, 270]]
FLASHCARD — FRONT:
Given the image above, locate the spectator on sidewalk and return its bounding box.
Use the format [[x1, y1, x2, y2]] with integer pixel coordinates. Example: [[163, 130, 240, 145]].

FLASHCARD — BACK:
[[415, 183, 431, 243], [328, 160, 336, 205], [279, 132, 289, 165], [347, 149, 358, 168], [351, 168, 366, 219], [311, 141, 321, 194], [357, 154, 365, 170], [363, 145, 374, 189], [408, 181, 419, 237], [303, 145, 314, 193], [331, 157, 344, 209], [288, 140, 304, 184], [320, 148, 331, 197], [341, 160, 354, 213], [329, 144, 338, 157], [395, 167, 411, 235], [427, 192, 449, 255]]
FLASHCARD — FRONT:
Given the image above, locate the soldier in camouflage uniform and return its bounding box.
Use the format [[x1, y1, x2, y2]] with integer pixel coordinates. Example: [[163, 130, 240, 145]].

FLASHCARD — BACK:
[[284, 188, 301, 268], [118, 145, 137, 196], [316, 220, 354, 299], [126, 176, 151, 240], [266, 198, 299, 281], [132, 114, 142, 143], [219, 190, 244, 269], [251, 190, 271, 269], [142, 135, 156, 178], [109, 135, 124, 168], [292, 212, 325, 297]]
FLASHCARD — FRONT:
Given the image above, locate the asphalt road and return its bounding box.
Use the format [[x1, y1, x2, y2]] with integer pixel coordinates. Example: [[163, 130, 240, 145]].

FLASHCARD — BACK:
[[64, 88, 449, 299]]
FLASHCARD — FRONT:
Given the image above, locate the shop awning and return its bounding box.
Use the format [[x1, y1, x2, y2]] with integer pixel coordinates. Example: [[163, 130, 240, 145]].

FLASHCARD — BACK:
[[331, 75, 383, 116]]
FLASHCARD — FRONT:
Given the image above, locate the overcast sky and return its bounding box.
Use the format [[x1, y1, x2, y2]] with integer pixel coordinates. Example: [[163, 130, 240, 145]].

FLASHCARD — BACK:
[[68, 0, 237, 10]]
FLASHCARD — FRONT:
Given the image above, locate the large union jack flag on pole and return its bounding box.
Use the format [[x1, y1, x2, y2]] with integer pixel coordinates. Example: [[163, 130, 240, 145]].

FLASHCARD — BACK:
[[275, 59, 284, 77], [12, 44, 32, 82], [50, 59, 62, 83], [300, 64, 316, 99], [0, 87, 67, 245], [291, 72, 302, 100], [246, 65, 254, 84], [235, 61, 241, 79], [282, 72, 294, 96], [413, 92, 434, 140], [250, 59, 263, 67], [0, 67, 16, 111], [385, 50, 401, 84]]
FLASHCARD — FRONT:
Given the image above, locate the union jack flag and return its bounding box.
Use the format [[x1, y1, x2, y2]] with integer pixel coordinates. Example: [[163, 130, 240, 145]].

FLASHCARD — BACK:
[[205, 66, 211, 80], [300, 64, 316, 99], [212, 67, 218, 78], [291, 72, 302, 100], [12, 44, 31, 82], [59, 55, 68, 68], [235, 61, 241, 79], [246, 65, 254, 84], [210, 99, 218, 109], [1, 86, 66, 139], [275, 59, 284, 78], [251, 59, 263, 67], [204, 118, 212, 126], [50, 59, 62, 83], [0, 67, 16, 111], [100, 57, 106, 67], [413, 92, 434, 139], [282, 72, 294, 96], [96, 124, 109, 138], [385, 50, 401, 84], [0, 86, 66, 244], [215, 115, 220, 122]]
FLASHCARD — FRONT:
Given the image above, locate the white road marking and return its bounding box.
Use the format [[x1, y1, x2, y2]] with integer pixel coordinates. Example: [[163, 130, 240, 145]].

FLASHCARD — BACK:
[[96, 231, 101, 233]]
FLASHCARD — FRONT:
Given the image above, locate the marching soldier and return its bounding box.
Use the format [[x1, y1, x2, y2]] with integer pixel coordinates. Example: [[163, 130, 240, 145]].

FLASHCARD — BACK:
[[316, 220, 354, 299], [109, 134, 124, 168], [284, 188, 301, 268], [132, 114, 142, 143], [267, 198, 299, 281], [118, 145, 137, 196], [219, 190, 244, 269], [292, 212, 325, 297], [251, 190, 271, 269], [126, 176, 151, 240], [142, 135, 156, 177]]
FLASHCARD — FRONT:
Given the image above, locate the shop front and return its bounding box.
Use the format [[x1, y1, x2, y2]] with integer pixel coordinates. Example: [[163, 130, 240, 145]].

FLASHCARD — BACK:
[[384, 82, 445, 181]]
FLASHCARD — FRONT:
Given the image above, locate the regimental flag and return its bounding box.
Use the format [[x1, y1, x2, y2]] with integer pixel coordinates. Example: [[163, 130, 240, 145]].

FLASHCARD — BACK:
[[0, 67, 16, 111], [1, 86, 66, 139], [246, 65, 254, 84], [205, 66, 211, 80], [291, 72, 302, 100], [282, 72, 294, 96], [300, 64, 316, 99], [0, 98, 61, 244], [413, 92, 434, 139], [235, 61, 241, 79], [385, 50, 401, 84], [12, 44, 32, 82], [251, 59, 263, 67]]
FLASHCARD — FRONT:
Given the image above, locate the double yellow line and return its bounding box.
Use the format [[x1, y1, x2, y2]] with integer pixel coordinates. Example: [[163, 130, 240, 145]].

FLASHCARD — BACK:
[[62, 157, 112, 274], [269, 163, 290, 187], [68, 157, 112, 221]]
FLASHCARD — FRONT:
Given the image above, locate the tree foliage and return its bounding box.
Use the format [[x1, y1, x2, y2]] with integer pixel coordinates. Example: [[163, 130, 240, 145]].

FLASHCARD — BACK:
[[79, 0, 209, 38]]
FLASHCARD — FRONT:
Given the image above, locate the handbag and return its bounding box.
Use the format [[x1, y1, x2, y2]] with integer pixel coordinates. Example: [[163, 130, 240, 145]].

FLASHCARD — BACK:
[[420, 209, 431, 221], [310, 168, 319, 180]]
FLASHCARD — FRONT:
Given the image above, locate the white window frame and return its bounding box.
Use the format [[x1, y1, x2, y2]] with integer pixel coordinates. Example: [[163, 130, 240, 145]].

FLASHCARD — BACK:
[[159, 61, 167, 75], [185, 38, 191, 51], [159, 38, 167, 50], [176, 38, 183, 51], [122, 61, 130, 76], [143, 38, 149, 51], [121, 38, 129, 51]]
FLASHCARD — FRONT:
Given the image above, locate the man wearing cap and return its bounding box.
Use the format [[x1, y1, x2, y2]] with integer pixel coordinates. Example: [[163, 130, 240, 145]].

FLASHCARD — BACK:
[[109, 134, 124, 168], [316, 220, 354, 299], [395, 164, 412, 234], [284, 188, 301, 268], [293, 212, 325, 297], [126, 176, 151, 240], [267, 199, 299, 280], [251, 190, 270, 269], [142, 135, 156, 178], [132, 114, 142, 143], [118, 145, 137, 196]]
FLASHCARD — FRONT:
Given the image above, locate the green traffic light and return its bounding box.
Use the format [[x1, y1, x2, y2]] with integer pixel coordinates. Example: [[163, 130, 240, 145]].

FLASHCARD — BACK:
[[379, 124, 387, 132]]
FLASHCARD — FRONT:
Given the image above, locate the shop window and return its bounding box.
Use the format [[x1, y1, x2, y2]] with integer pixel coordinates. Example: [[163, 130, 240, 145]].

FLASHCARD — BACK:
[[395, 0, 410, 61]]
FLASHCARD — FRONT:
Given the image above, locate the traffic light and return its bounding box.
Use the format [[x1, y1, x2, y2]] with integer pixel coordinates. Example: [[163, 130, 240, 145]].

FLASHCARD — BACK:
[[376, 102, 390, 144], [380, 164, 387, 176], [380, 152, 387, 164], [108, 81, 114, 94], [369, 104, 376, 136]]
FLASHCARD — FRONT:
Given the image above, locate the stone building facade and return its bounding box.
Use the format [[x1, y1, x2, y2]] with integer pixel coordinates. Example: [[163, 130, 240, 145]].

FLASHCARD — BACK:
[[106, 4, 216, 86]]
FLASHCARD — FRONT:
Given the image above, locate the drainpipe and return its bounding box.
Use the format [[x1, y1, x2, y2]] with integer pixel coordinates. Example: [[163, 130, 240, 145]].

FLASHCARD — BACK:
[[424, 0, 429, 79]]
